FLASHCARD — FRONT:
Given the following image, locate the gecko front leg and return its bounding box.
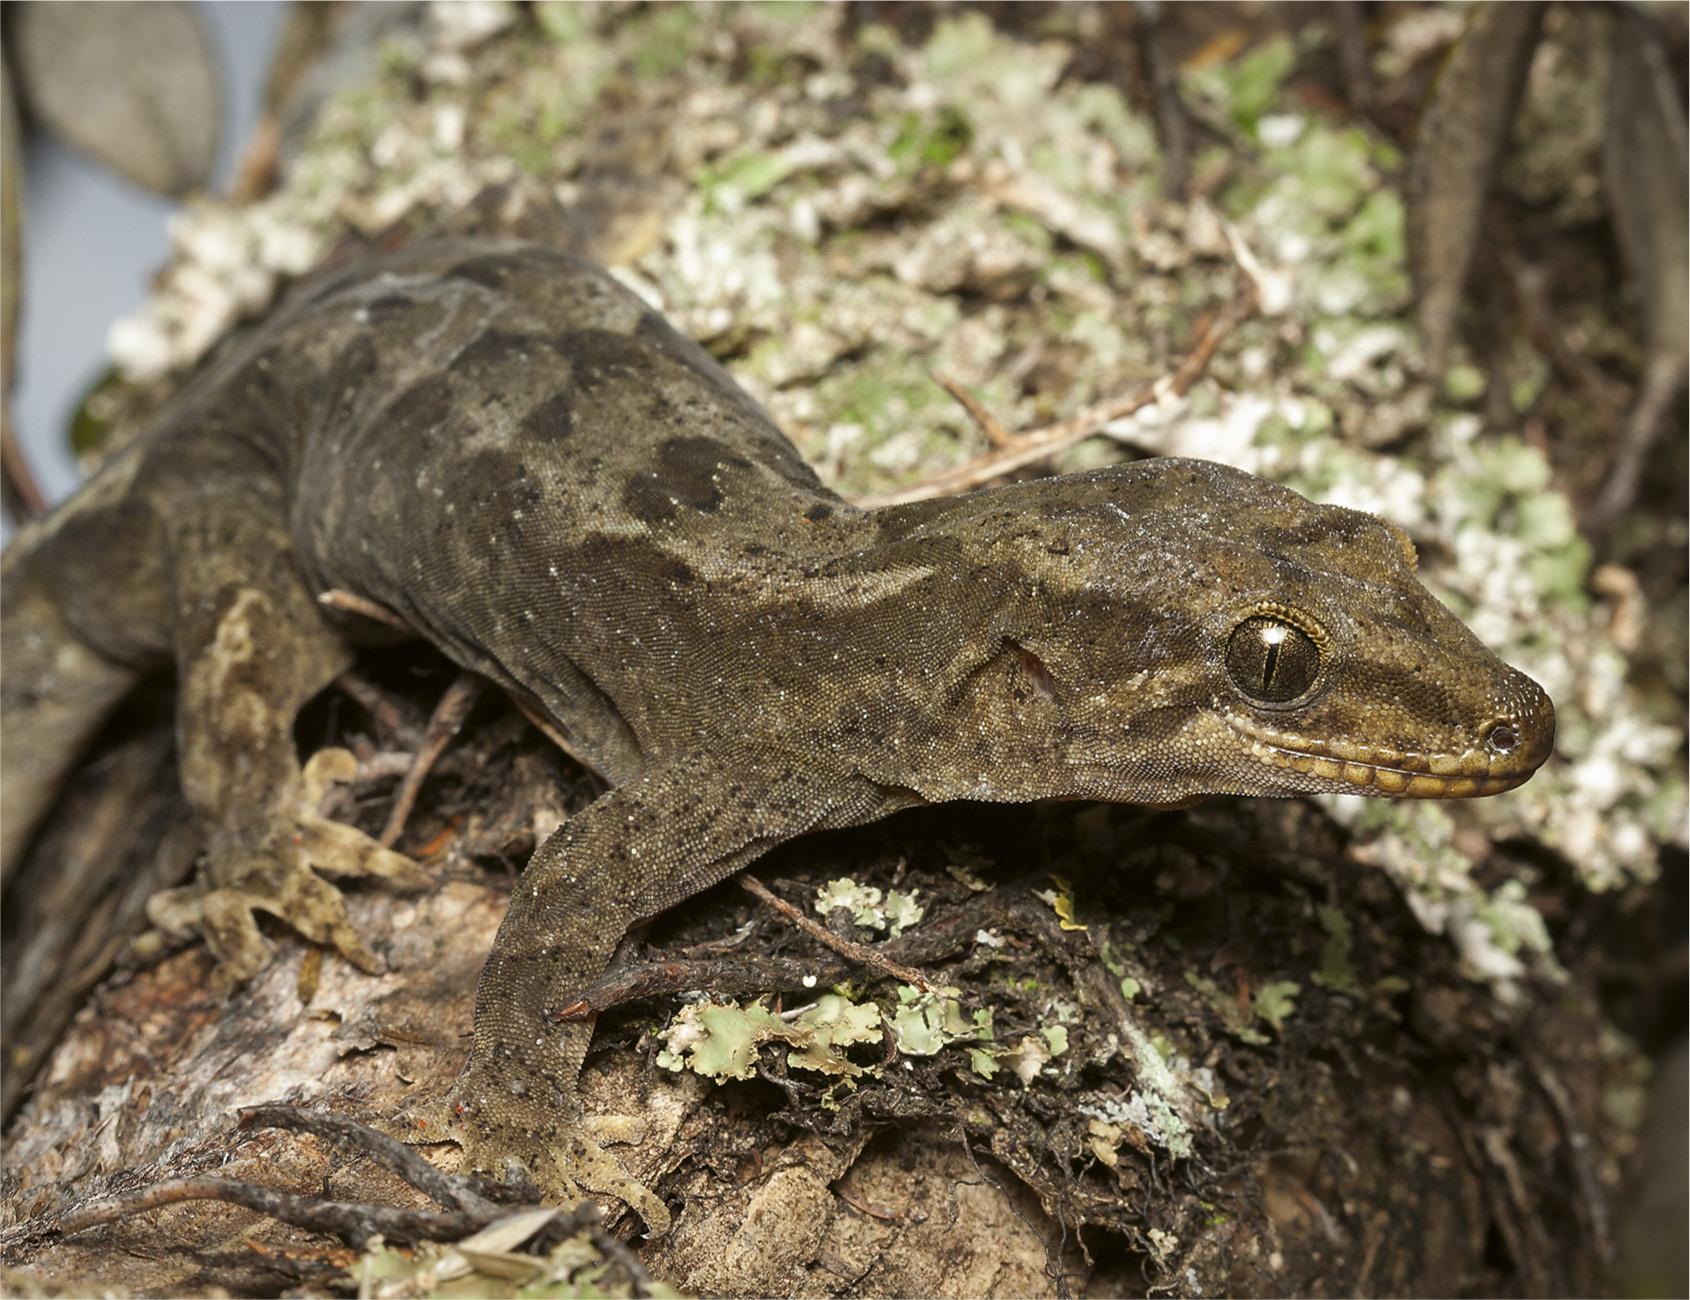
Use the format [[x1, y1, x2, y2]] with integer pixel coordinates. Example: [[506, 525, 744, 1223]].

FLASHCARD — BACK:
[[393, 752, 918, 1234]]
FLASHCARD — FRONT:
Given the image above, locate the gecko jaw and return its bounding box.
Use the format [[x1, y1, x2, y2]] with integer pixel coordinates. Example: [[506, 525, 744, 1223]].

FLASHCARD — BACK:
[[1220, 714, 1546, 798]]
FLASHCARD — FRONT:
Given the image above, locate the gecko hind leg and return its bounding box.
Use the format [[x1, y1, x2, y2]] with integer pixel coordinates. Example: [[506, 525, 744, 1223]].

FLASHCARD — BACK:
[[147, 498, 428, 995], [147, 747, 427, 995]]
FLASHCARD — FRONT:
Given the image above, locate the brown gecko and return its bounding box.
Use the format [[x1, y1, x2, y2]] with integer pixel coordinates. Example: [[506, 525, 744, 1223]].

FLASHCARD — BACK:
[[0, 237, 1555, 1234]]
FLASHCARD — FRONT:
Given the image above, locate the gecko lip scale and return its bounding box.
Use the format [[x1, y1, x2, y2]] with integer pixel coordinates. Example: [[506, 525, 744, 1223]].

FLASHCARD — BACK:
[[1220, 717, 1548, 798]]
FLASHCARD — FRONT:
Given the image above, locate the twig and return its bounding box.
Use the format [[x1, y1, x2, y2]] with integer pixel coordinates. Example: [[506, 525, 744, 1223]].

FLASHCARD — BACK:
[[738, 872, 934, 992], [1, 410, 48, 523], [1135, 0, 1191, 201], [510, 693, 603, 780], [25, 1105, 653, 1291], [1585, 349, 1685, 532], [318, 587, 412, 632], [830, 1173, 901, 1222], [380, 672, 483, 848], [854, 268, 1259, 508], [578, 885, 1015, 1011], [52, 1176, 497, 1247], [1497, 247, 1626, 429], [335, 671, 423, 743], [236, 1104, 495, 1214], [933, 371, 1014, 447], [1523, 1051, 1612, 1261]]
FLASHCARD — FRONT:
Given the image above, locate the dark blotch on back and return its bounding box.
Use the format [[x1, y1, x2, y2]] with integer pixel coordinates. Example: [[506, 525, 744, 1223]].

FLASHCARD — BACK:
[[556, 328, 664, 390], [323, 334, 383, 425], [331, 333, 381, 388], [520, 389, 576, 442], [621, 436, 746, 524], [570, 535, 698, 590], [804, 503, 833, 522], [658, 436, 746, 512], [633, 310, 726, 377]]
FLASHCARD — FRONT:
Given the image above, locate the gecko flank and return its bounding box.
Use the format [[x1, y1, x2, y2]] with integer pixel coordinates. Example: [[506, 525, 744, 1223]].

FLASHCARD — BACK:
[[0, 237, 1554, 1233]]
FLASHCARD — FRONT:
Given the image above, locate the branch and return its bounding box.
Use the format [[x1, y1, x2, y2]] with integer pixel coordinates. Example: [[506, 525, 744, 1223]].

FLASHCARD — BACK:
[[854, 266, 1259, 509]]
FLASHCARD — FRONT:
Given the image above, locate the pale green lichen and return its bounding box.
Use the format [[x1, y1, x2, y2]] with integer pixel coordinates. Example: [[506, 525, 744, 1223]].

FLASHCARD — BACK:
[[1252, 981, 1302, 1035], [813, 877, 924, 938], [655, 992, 882, 1083], [888, 984, 993, 1059], [1081, 1012, 1230, 1161], [1311, 905, 1356, 993], [1184, 971, 1302, 1045]]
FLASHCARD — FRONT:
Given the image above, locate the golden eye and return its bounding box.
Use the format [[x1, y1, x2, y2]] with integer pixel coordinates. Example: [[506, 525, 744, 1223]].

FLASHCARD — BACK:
[[1226, 615, 1321, 703]]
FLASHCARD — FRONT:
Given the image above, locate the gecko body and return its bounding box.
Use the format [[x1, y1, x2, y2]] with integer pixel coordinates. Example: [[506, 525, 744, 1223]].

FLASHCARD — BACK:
[[0, 238, 1555, 1232]]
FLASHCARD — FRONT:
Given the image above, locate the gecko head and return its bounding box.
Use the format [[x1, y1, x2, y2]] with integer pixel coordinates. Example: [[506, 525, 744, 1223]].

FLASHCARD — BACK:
[[982, 458, 1556, 804]]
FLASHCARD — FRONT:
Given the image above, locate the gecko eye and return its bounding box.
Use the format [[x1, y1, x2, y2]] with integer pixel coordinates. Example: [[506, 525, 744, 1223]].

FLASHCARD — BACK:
[[1226, 615, 1322, 704]]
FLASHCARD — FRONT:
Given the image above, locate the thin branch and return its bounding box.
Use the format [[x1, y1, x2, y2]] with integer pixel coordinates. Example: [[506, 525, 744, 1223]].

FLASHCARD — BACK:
[[335, 671, 424, 744], [739, 872, 934, 992], [1, 410, 49, 523], [22, 1105, 653, 1293], [854, 268, 1259, 508], [236, 1104, 494, 1214], [318, 587, 412, 631], [51, 1176, 496, 1248], [932, 371, 1014, 447], [381, 672, 483, 848]]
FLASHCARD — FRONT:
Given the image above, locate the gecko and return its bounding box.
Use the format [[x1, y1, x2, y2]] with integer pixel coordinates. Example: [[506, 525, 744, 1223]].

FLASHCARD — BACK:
[[0, 236, 1555, 1234]]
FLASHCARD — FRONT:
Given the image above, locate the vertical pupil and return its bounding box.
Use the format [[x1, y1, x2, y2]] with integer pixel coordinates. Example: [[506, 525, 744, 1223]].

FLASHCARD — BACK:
[[1258, 621, 1290, 691], [1226, 616, 1320, 704]]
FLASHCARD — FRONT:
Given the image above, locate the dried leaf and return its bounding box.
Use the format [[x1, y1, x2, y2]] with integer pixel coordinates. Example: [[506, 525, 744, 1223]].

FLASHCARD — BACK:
[[11, 1, 221, 197], [1406, 1, 1546, 374]]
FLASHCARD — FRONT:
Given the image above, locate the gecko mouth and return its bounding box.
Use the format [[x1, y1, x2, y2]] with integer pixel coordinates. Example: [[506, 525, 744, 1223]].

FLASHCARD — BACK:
[[1222, 715, 1548, 798]]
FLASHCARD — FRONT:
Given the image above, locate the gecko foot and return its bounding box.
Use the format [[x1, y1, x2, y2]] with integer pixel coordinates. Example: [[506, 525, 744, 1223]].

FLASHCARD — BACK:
[[386, 1083, 672, 1236], [146, 748, 429, 997]]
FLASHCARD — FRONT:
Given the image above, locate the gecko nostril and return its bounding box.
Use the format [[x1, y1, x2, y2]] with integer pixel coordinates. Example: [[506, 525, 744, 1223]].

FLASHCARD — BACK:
[[1485, 722, 1519, 754]]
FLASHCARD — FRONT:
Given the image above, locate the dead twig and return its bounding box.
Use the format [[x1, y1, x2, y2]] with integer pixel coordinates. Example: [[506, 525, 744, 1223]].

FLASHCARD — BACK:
[[1, 410, 48, 523], [318, 587, 412, 631], [51, 1176, 494, 1248], [334, 671, 424, 744], [1522, 1050, 1612, 1263], [579, 884, 1015, 1010], [380, 672, 483, 848], [830, 1173, 901, 1222], [933, 371, 1015, 447], [236, 1104, 495, 1214], [854, 268, 1259, 508], [739, 872, 935, 992], [1585, 350, 1685, 533], [19, 1104, 652, 1292]]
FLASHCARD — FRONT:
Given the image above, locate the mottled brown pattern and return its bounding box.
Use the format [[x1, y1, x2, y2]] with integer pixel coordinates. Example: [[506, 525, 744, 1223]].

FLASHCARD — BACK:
[[0, 237, 1553, 1233]]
